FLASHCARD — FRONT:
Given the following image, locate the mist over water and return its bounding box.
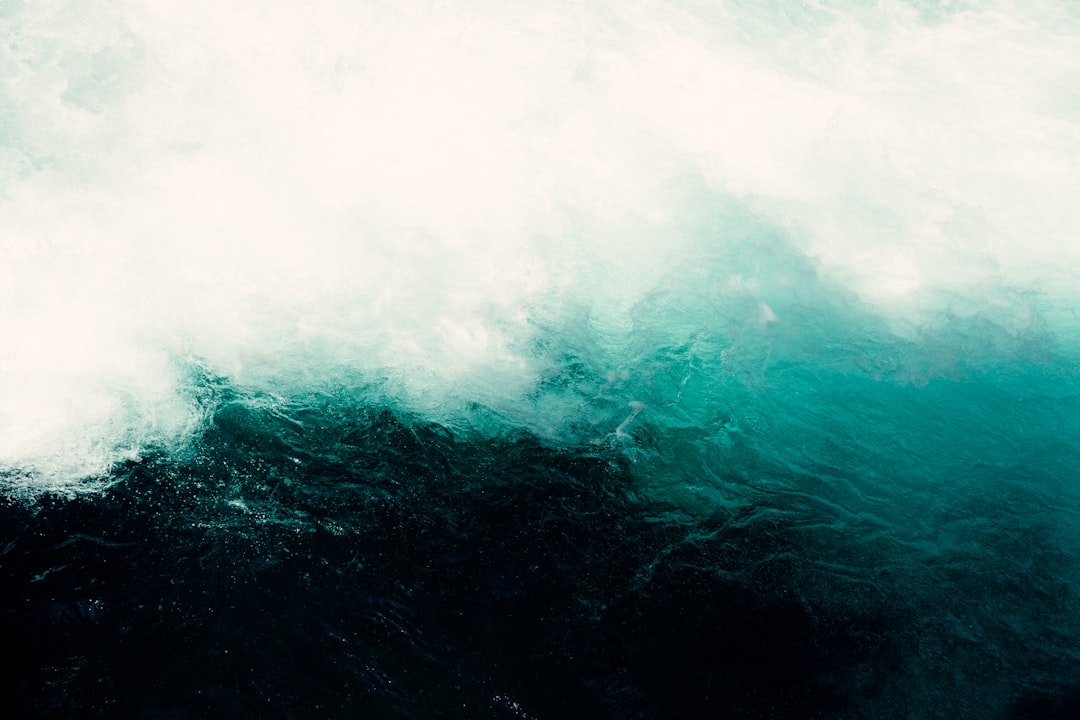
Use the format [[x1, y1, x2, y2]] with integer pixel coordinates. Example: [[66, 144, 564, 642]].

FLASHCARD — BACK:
[[3, 0, 1080, 717]]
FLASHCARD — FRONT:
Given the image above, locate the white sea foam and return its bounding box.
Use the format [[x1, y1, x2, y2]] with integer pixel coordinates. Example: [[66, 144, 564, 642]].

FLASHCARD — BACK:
[[2, 0, 1079, 489]]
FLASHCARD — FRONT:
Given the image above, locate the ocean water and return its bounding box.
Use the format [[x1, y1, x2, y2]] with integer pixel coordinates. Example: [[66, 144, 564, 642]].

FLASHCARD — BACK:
[[3, 0, 1080, 717]]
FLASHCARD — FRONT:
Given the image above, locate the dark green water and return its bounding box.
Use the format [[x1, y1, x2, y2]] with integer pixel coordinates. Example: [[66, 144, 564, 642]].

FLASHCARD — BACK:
[[3, 354, 1080, 718]]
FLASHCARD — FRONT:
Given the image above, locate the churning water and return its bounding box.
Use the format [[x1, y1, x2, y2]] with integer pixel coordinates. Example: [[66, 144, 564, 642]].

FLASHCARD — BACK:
[[3, 1, 1080, 717]]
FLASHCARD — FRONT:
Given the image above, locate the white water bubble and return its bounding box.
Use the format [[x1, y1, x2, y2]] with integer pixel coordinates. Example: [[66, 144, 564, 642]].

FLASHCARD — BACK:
[[2, 0, 1079, 489]]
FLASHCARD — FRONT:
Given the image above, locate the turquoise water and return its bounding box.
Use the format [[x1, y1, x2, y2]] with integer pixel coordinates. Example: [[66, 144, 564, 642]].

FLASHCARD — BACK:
[[3, 1, 1080, 717]]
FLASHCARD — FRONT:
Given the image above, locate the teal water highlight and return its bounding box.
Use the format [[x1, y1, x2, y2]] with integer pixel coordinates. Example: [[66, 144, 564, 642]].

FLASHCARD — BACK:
[[3, 0, 1080, 716]]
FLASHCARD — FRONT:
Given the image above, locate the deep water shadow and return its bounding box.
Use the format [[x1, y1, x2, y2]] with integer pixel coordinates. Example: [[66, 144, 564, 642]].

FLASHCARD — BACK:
[[2, 405, 913, 719]]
